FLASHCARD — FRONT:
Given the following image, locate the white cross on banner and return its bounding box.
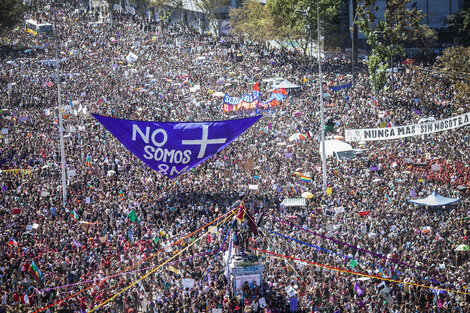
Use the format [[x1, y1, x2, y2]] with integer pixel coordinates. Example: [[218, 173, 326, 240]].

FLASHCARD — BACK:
[[182, 125, 227, 158]]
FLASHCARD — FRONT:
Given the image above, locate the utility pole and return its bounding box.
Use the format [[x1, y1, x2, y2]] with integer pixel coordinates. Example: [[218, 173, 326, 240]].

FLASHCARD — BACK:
[[317, 0, 327, 193], [53, 1, 67, 208], [351, 0, 358, 86]]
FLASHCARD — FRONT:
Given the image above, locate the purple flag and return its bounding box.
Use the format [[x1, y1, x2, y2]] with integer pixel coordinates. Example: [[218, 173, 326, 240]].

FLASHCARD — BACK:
[[93, 114, 261, 178], [72, 238, 82, 248], [355, 282, 363, 296]]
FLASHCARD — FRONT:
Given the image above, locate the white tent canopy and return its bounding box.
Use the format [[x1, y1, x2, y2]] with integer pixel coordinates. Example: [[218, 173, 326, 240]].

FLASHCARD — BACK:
[[273, 79, 300, 90], [408, 190, 460, 207], [320, 140, 354, 157]]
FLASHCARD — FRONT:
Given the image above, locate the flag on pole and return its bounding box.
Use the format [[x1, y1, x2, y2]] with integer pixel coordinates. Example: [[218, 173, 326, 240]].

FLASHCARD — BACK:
[[236, 205, 245, 221], [168, 266, 180, 275], [28, 261, 45, 287], [86, 155, 92, 167], [72, 238, 82, 248], [21, 292, 29, 305], [8, 237, 18, 245], [252, 82, 260, 97], [300, 176, 312, 183], [128, 210, 139, 222], [71, 210, 79, 221], [355, 282, 363, 296], [128, 229, 134, 244], [236, 204, 258, 235], [385, 194, 392, 204]]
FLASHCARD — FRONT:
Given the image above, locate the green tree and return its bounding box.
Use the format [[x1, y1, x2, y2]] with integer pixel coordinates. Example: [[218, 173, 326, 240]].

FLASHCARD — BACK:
[[446, 8, 470, 46], [149, 0, 183, 28], [356, 0, 424, 94], [415, 24, 438, 48], [0, 0, 24, 29], [229, 0, 273, 43], [230, 0, 340, 55], [196, 0, 230, 36], [266, 0, 340, 55], [437, 46, 470, 106]]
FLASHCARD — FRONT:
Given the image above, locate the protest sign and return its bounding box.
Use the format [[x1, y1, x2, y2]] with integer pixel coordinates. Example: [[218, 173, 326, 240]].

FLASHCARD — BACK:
[[182, 278, 195, 289]]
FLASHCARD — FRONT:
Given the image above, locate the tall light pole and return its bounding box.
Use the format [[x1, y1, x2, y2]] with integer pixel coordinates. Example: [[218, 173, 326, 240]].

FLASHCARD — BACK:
[[297, 2, 328, 193], [317, 0, 327, 193], [351, 0, 358, 86], [53, 3, 68, 208]]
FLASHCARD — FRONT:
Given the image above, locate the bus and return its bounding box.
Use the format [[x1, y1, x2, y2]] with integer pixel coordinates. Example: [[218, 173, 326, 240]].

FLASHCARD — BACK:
[[25, 19, 53, 35]]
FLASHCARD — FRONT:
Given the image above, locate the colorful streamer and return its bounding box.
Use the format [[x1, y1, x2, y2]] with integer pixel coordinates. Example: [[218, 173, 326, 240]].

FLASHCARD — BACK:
[[250, 247, 470, 296], [268, 229, 454, 289], [269, 215, 436, 277], [40, 250, 216, 292], [186, 219, 236, 313], [32, 209, 237, 313], [88, 212, 236, 312]]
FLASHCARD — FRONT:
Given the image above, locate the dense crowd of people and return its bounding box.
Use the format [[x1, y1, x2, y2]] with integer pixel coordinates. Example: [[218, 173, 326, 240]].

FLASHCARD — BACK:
[[0, 0, 469, 312]]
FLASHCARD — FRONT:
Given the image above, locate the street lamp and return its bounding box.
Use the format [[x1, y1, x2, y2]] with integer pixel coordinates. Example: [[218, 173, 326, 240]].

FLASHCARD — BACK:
[[317, 0, 327, 194], [53, 2, 68, 208], [351, 0, 358, 86], [297, 1, 327, 194]]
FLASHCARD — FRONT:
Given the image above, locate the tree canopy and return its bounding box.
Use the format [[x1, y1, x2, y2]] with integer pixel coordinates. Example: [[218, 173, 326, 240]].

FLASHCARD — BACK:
[[229, 0, 340, 54], [0, 0, 24, 29], [437, 46, 470, 106], [356, 0, 424, 94], [446, 8, 470, 46]]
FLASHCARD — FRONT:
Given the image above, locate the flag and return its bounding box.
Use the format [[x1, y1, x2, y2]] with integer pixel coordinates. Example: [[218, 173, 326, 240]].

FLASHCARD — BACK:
[[119, 190, 125, 199], [12, 208, 21, 215], [271, 88, 288, 101], [168, 266, 180, 275], [128, 210, 139, 222], [128, 230, 134, 244], [244, 206, 259, 236], [72, 238, 82, 248], [252, 82, 260, 97], [355, 282, 363, 296], [86, 155, 92, 167], [8, 237, 18, 245], [300, 176, 312, 183], [378, 267, 391, 279], [236, 205, 245, 222], [21, 292, 29, 305], [71, 210, 79, 221], [93, 114, 261, 179], [385, 194, 392, 204], [358, 211, 370, 217], [329, 84, 352, 92], [292, 186, 298, 193], [28, 261, 45, 287]]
